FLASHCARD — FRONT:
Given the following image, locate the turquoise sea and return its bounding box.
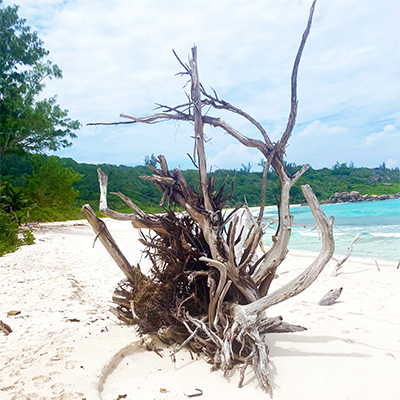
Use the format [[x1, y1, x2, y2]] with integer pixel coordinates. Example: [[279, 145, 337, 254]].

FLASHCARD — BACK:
[[260, 198, 400, 263]]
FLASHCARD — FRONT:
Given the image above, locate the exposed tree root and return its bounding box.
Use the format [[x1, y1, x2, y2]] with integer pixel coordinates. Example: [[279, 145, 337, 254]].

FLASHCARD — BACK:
[[83, 1, 335, 395]]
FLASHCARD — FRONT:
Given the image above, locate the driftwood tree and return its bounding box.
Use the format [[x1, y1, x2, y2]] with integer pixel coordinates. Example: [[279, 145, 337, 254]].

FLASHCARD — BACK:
[[83, 0, 335, 394]]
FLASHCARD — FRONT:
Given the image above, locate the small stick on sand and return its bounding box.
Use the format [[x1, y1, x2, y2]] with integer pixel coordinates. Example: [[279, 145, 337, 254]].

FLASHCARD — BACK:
[[0, 320, 12, 335], [184, 388, 203, 398], [331, 233, 360, 277]]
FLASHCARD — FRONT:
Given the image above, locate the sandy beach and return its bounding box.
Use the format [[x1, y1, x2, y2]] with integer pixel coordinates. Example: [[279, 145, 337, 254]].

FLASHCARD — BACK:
[[1, 218, 399, 400]]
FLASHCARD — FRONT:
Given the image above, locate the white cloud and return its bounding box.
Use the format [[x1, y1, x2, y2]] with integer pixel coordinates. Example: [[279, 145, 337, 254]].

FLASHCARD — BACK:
[[207, 144, 261, 171], [364, 124, 399, 147], [356, 124, 400, 168], [3, 0, 400, 168], [298, 120, 348, 138], [386, 158, 398, 169]]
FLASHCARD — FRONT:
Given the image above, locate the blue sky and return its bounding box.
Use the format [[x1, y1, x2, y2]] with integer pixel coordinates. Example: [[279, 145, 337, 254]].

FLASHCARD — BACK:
[[5, 0, 400, 170]]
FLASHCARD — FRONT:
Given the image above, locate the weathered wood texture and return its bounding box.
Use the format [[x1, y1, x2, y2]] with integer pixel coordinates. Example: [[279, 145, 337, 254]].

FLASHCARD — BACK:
[[319, 287, 343, 306], [83, 0, 333, 395]]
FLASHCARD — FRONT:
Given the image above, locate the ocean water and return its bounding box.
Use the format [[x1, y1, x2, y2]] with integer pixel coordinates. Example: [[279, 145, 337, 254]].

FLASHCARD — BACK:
[[260, 198, 400, 263]]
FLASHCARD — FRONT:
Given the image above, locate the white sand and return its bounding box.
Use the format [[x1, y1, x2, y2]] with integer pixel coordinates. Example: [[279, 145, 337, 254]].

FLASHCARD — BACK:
[[1, 219, 399, 400]]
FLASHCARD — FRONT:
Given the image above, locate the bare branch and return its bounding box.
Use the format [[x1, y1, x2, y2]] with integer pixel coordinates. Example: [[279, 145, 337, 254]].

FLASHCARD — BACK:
[[201, 89, 273, 150], [199, 256, 228, 328], [190, 46, 213, 211], [227, 215, 239, 268], [172, 48, 190, 73], [251, 183, 293, 288], [97, 169, 169, 235], [110, 191, 147, 218], [257, 150, 275, 224], [279, 0, 317, 154], [186, 152, 199, 169], [241, 184, 334, 315], [87, 121, 136, 126], [140, 174, 175, 186], [291, 163, 310, 184], [203, 115, 270, 157], [115, 111, 272, 158], [120, 112, 188, 124], [81, 204, 144, 283], [331, 233, 360, 277]]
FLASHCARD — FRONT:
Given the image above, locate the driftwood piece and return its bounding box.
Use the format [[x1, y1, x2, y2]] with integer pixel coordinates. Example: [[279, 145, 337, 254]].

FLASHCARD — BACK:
[[331, 233, 360, 277], [238, 184, 335, 316], [7, 310, 21, 316], [184, 388, 203, 398], [83, 0, 336, 396], [96, 169, 170, 235], [81, 204, 144, 284], [0, 320, 12, 335], [318, 287, 343, 306]]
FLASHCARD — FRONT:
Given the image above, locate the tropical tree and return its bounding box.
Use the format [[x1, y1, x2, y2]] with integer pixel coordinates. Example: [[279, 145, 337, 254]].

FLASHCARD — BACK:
[[0, 1, 80, 156], [0, 208, 20, 256], [25, 155, 82, 210], [0, 180, 27, 222], [0, 181, 34, 255], [144, 154, 158, 167]]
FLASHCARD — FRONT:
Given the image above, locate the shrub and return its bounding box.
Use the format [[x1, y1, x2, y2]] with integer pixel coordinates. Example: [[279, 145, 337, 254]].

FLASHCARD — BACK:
[[0, 209, 21, 256], [0, 210, 35, 256]]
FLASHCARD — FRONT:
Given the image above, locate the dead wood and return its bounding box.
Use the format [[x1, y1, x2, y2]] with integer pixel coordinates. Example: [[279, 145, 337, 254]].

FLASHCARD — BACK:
[[319, 287, 343, 306], [81, 204, 143, 283], [83, 0, 335, 396], [0, 320, 12, 335], [331, 233, 360, 277], [235, 184, 335, 316]]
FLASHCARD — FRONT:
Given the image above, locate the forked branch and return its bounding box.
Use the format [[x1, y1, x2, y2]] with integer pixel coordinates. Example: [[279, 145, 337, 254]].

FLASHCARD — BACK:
[[240, 184, 334, 315], [97, 168, 169, 235]]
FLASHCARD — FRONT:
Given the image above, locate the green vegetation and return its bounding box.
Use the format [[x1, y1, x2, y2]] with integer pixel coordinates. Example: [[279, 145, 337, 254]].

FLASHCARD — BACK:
[[0, 1, 80, 156], [1, 153, 399, 257], [208, 161, 400, 206], [0, 0, 80, 255], [0, 208, 20, 256], [0, 208, 34, 256], [3, 155, 400, 212], [1, 154, 82, 223], [25, 155, 82, 220], [294, 162, 400, 203]]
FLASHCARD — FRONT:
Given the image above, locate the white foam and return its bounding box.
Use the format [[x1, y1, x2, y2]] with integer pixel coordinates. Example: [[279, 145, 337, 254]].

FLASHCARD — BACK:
[[370, 232, 400, 238]]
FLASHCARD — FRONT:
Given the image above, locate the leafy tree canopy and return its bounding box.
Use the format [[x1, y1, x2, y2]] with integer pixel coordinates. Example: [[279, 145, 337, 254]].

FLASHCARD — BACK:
[[144, 153, 158, 167], [0, 1, 80, 156], [25, 155, 82, 209]]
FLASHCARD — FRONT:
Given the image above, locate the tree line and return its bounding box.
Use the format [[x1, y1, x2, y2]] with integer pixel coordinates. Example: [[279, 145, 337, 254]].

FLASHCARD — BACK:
[[2, 152, 399, 216]]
